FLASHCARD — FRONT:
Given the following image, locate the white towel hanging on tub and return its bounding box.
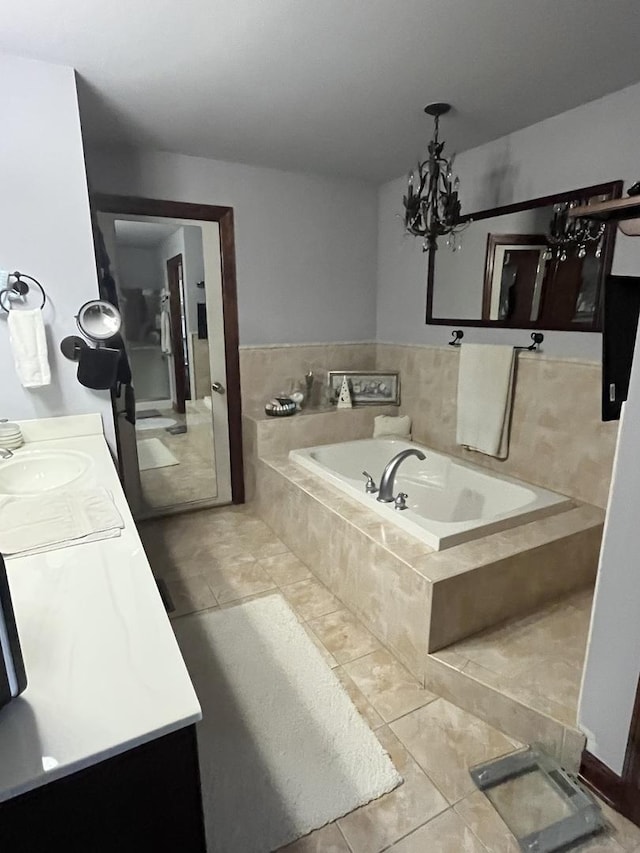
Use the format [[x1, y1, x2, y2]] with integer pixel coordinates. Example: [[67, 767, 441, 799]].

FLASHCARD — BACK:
[[7, 307, 51, 388], [456, 344, 515, 459]]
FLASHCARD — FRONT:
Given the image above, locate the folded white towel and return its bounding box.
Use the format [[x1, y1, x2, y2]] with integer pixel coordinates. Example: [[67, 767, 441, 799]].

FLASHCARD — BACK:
[[373, 415, 412, 439], [0, 488, 124, 556], [7, 308, 51, 388], [456, 344, 516, 459]]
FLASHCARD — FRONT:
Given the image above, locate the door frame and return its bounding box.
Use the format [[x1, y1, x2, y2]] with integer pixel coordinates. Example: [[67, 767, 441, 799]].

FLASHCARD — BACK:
[[91, 193, 244, 504], [165, 253, 189, 415]]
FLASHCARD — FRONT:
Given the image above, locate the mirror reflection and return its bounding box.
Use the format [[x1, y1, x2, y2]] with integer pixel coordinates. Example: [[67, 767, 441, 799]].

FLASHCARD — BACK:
[[111, 218, 218, 511], [427, 181, 621, 330]]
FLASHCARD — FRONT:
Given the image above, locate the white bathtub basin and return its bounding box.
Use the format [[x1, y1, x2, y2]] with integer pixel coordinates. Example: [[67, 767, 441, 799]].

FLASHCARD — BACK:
[[0, 449, 93, 496], [290, 438, 572, 550]]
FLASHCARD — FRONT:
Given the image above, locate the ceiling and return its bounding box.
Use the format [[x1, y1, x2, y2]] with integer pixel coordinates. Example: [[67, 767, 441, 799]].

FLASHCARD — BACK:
[[114, 220, 179, 248], [3, 0, 640, 182]]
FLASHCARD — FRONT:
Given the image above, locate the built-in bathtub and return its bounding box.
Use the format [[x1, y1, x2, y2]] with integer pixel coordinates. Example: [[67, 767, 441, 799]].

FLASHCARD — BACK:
[[290, 438, 572, 550]]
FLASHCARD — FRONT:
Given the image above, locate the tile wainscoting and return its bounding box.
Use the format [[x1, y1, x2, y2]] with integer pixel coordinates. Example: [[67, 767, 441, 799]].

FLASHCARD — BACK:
[[239, 341, 617, 508], [376, 344, 618, 508], [239, 342, 377, 412]]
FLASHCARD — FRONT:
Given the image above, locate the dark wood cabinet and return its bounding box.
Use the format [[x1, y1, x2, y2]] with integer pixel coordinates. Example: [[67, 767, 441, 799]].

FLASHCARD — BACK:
[[0, 725, 206, 852]]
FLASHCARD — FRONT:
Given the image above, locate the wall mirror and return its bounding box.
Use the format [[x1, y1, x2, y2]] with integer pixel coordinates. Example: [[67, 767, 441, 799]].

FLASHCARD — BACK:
[[426, 180, 622, 331]]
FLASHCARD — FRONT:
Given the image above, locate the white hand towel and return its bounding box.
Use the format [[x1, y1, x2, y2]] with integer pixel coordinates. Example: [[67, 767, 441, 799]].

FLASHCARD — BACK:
[[0, 487, 124, 557], [373, 415, 412, 439], [7, 308, 51, 388], [456, 344, 516, 459]]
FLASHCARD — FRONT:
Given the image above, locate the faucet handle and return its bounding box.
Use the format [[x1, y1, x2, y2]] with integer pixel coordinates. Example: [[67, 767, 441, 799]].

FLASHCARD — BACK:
[[362, 471, 378, 494], [394, 492, 409, 511]]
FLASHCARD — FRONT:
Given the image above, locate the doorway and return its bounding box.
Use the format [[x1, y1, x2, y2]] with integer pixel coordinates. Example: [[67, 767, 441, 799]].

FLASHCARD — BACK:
[[92, 195, 243, 518]]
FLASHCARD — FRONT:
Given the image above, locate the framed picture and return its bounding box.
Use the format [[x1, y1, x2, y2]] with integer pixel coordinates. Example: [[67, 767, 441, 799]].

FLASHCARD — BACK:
[[328, 371, 400, 406]]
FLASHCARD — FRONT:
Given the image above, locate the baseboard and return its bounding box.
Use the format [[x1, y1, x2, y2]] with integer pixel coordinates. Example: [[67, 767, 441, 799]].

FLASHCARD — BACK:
[[579, 750, 625, 810]]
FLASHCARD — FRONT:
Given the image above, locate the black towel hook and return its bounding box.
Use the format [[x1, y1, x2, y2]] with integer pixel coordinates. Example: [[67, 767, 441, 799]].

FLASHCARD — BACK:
[[449, 329, 464, 346], [515, 332, 544, 352]]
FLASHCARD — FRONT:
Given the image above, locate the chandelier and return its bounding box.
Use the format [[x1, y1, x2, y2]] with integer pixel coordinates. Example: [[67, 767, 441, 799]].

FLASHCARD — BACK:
[[544, 200, 605, 262], [403, 103, 466, 252]]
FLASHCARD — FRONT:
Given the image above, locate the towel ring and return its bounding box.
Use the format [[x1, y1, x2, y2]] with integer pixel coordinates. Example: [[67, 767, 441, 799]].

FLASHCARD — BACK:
[[0, 272, 47, 313]]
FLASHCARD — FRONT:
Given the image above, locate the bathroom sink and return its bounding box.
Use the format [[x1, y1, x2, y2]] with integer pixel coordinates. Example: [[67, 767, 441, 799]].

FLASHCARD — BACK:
[[0, 450, 92, 496]]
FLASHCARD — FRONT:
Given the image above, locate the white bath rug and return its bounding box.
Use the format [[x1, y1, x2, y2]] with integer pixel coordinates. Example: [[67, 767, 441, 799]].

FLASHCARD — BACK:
[[135, 416, 177, 432], [173, 594, 401, 853], [137, 438, 179, 471]]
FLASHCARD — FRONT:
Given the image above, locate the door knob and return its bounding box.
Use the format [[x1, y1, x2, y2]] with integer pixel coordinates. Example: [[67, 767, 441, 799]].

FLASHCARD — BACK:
[[211, 382, 225, 395]]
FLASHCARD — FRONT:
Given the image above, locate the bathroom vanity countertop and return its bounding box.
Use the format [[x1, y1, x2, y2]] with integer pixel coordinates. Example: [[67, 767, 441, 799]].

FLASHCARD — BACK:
[[0, 415, 201, 804]]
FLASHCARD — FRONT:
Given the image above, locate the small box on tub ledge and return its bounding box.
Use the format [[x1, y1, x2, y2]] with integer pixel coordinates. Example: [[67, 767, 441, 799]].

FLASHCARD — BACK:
[[328, 371, 400, 406]]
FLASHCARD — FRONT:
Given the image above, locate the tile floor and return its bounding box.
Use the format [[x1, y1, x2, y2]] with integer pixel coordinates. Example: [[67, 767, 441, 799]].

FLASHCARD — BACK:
[[434, 589, 593, 727], [136, 401, 217, 510], [138, 506, 640, 853]]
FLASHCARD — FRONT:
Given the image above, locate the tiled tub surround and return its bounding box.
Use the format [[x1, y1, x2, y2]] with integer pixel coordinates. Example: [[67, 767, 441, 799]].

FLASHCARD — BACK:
[[375, 345, 618, 509], [255, 455, 602, 669], [239, 341, 377, 412], [255, 455, 603, 765], [291, 438, 572, 550], [426, 590, 594, 773], [242, 405, 398, 501]]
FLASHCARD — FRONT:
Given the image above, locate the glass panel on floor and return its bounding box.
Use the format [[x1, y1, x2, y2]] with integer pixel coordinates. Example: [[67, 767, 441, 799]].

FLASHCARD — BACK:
[[470, 745, 606, 852]]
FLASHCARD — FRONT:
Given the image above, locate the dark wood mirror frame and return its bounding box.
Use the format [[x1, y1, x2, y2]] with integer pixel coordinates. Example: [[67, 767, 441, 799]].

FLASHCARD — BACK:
[[425, 180, 623, 331]]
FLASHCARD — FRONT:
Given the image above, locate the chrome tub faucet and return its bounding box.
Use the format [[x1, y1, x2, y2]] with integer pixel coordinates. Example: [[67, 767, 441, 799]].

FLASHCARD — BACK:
[[377, 448, 426, 503]]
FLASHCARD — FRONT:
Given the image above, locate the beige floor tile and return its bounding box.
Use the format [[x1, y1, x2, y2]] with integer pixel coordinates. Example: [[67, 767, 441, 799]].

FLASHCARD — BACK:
[[206, 558, 276, 604], [217, 589, 279, 611], [390, 698, 521, 805], [454, 790, 520, 853], [246, 537, 291, 561], [303, 625, 339, 669], [574, 833, 627, 852], [306, 608, 382, 664], [260, 552, 313, 586], [162, 540, 247, 581], [280, 578, 342, 621], [387, 809, 488, 852], [343, 649, 437, 723], [338, 727, 448, 853], [334, 668, 385, 730], [277, 823, 350, 852], [165, 574, 217, 618], [599, 801, 640, 851]]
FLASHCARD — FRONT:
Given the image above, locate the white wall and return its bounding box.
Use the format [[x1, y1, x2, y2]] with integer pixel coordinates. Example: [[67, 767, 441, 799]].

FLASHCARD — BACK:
[[85, 148, 379, 346], [377, 80, 640, 359], [0, 54, 114, 446], [579, 334, 640, 774]]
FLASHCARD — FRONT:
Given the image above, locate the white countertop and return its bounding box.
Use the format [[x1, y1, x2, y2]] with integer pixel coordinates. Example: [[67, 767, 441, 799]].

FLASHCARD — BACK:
[[0, 415, 201, 803]]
